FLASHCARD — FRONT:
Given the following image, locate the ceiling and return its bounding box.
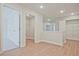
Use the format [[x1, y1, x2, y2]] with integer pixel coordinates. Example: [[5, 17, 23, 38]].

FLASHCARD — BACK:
[[20, 3, 79, 19]]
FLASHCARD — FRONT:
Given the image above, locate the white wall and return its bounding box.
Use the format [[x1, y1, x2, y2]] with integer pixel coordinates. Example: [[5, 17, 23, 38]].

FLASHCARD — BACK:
[[59, 20, 66, 32], [35, 16, 64, 46], [40, 32, 64, 46], [0, 4, 2, 51], [19, 9, 26, 47], [34, 14, 43, 43]]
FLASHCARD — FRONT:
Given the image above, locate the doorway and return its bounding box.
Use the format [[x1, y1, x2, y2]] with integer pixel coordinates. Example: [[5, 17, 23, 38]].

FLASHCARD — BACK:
[[65, 19, 79, 40], [26, 14, 35, 44]]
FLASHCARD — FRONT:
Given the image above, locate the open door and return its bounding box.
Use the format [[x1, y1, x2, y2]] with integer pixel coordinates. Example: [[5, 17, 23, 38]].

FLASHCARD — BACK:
[[2, 6, 20, 51]]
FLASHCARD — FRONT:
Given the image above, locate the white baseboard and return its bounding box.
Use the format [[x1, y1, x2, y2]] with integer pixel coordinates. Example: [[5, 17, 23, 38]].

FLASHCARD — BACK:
[[34, 40, 40, 43], [35, 39, 63, 46], [66, 37, 79, 41], [64, 39, 67, 43]]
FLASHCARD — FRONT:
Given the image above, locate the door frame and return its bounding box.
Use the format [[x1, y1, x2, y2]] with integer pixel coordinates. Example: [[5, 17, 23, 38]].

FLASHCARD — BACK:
[[26, 14, 35, 40], [65, 19, 79, 40], [64, 15, 79, 42], [25, 11, 36, 43]]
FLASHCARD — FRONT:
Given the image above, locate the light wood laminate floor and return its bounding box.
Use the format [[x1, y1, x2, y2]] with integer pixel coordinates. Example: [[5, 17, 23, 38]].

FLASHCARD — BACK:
[[0, 39, 79, 56]]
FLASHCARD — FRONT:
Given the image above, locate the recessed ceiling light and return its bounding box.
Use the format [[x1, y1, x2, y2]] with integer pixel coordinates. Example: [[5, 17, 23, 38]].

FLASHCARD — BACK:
[[71, 12, 74, 15], [40, 5, 43, 8], [60, 10, 64, 13], [48, 19, 51, 21]]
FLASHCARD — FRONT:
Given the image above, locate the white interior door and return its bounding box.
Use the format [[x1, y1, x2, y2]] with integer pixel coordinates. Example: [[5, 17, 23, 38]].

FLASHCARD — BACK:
[[3, 6, 20, 51]]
